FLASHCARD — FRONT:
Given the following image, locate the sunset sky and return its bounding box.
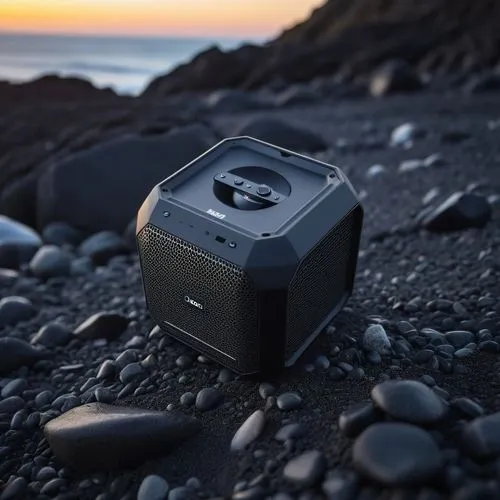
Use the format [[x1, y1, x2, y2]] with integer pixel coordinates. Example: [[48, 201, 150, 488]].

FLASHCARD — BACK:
[[0, 0, 324, 38]]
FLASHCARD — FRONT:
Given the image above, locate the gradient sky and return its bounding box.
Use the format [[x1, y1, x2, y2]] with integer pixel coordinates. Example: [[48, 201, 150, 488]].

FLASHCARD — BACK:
[[0, 0, 324, 37]]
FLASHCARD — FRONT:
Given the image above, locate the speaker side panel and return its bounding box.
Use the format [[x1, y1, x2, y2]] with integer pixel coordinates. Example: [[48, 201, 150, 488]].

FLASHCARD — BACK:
[[137, 224, 260, 374], [285, 204, 363, 364]]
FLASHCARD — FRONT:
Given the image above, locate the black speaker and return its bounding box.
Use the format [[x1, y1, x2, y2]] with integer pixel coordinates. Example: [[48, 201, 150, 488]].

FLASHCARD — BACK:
[[136, 136, 363, 375]]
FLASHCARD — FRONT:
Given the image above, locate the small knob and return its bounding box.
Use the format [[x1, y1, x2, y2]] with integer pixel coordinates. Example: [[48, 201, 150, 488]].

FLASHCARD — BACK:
[[256, 185, 272, 196]]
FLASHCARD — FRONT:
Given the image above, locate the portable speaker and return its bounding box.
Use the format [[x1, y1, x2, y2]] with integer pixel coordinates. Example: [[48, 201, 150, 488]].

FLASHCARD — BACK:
[[136, 136, 363, 375]]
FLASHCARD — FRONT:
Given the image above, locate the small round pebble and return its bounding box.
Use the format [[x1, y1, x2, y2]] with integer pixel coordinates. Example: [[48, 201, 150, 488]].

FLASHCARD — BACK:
[[283, 450, 326, 487], [277, 392, 302, 411], [137, 475, 169, 500]]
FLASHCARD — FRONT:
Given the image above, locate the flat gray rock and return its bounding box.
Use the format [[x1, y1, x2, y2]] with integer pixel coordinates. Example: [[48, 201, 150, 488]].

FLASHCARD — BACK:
[[44, 402, 201, 471]]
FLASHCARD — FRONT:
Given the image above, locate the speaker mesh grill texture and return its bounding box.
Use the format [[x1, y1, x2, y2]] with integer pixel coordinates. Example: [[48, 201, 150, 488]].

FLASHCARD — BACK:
[[137, 224, 259, 372], [286, 210, 357, 361]]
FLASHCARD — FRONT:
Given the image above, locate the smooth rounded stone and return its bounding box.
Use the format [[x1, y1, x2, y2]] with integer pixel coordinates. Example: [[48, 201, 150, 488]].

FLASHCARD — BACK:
[[195, 387, 223, 411], [275, 422, 306, 442], [168, 486, 198, 500], [231, 410, 266, 451], [322, 474, 359, 500], [414, 349, 435, 364], [36, 466, 57, 480], [0, 476, 27, 500], [42, 222, 83, 246], [95, 388, 114, 404], [35, 390, 54, 408], [445, 331, 475, 349], [74, 312, 128, 341], [423, 187, 441, 205], [339, 401, 381, 438], [315, 355, 331, 370], [78, 231, 129, 265], [450, 398, 484, 420], [363, 325, 391, 355], [96, 360, 116, 379], [232, 485, 267, 500], [370, 60, 422, 98], [399, 159, 426, 173], [185, 477, 201, 490], [1, 378, 28, 398], [330, 366, 347, 380], [479, 341, 499, 353], [44, 402, 201, 471], [233, 117, 327, 153], [258, 383, 276, 399], [28, 245, 72, 279], [31, 322, 72, 348], [0, 296, 37, 328], [0, 215, 42, 269], [175, 355, 193, 369], [371, 380, 448, 425], [277, 393, 302, 411], [217, 369, 234, 383], [421, 192, 492, 232], [461, 412, 500, 460], [0, 396, 26, 414], [454, 348, 474, 359], [124, 336, 146, 349], [0, 338, 47, 376], [137, 475, 169, 500], [70, 256, 93, 276], [119, 363, 145, 384], [398, 321, 417, 335], [283, 450, 326, 487], [40, 477, 65, 495], [180, 392, 195, 406], [366, 164, 386, 178], [115, 349, 138, 368], [390, 122, 423, 147], [353, 422, 443, 486], [367, 351, 382, 364]]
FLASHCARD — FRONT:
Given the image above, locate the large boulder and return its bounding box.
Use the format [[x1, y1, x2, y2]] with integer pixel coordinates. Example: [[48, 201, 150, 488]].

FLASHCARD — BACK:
[[36, 125, 216, 234], [142, 44, 264, 97]]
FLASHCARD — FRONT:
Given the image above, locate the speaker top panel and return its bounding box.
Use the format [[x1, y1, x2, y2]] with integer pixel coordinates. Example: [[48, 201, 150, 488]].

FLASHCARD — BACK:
[[157, 136, 342, 237]]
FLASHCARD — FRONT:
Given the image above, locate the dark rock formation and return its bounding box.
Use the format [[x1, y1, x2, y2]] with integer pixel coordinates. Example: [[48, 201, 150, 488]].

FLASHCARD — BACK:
[[143, 0, 500, 97]]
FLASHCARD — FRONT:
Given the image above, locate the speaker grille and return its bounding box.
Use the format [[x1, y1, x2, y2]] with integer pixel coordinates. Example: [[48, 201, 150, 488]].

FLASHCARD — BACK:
[[137, 224, 259, 372], [286, 209, 358, 360]]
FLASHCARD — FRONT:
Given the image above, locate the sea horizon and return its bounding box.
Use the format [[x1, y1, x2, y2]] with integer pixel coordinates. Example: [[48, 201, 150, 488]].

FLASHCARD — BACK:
[[0, 31, 265, 96]]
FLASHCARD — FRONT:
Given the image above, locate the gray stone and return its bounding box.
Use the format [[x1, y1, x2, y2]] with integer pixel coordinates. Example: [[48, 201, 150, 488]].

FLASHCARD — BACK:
[[44, 402, 201, 471], [353, 422, 443, 486], [231, 410, 266, 451], [137, 475, 169, 500]]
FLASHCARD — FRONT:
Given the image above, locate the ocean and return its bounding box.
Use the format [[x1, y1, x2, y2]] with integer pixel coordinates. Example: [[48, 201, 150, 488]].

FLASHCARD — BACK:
[[0, 32, 261, 96]]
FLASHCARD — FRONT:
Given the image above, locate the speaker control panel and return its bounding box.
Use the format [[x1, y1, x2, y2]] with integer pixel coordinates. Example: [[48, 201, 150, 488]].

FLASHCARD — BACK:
[[213, 166, 291, 211]]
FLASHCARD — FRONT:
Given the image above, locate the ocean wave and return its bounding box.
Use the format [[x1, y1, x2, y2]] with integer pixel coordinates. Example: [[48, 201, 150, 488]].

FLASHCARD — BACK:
[[62, 61, 154, 75]]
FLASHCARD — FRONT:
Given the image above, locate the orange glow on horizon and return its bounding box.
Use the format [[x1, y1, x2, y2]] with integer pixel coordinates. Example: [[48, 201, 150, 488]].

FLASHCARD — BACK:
[[0, 0, 324, 37]]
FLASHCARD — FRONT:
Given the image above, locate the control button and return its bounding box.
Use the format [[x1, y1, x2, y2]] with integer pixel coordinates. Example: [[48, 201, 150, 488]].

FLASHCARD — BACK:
[[246, 184, 252, 188], [219, 173, 226, 178], [228, 241, 237, 248], [163, 211, 170, 217], [234, 178, 243, 185], [256, 185, 272, 196]]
